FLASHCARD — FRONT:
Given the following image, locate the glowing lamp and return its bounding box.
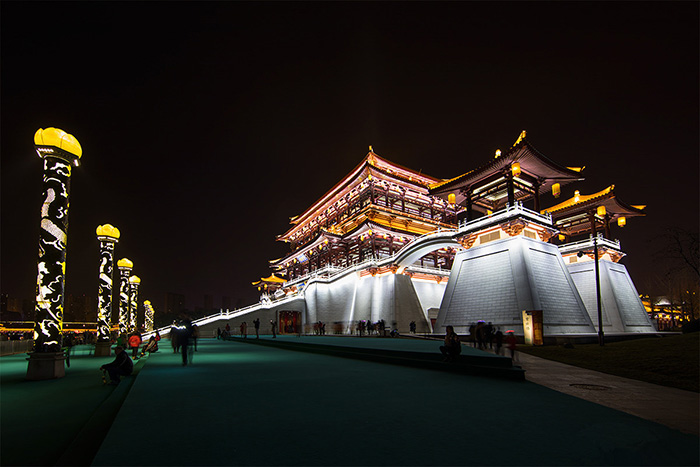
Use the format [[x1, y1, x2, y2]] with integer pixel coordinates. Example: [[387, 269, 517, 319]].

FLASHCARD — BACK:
[[144, 300, 151, 306], [574, 190, 580, 202], [618, 216, 626, 228], [96, 224, 121, 241], [495, 149, 501, 159], [552, 183, 561, 198], [596, 206, 606, 217], [368, 229, 373, 236], [448, 193, 456, 205], [129, 275, 141, 284], [487, 210, 493, 216], [319, 245, 323, 250], [117, 258, 133, 269], [558, 234, 566, 242], [511, 162, 521, 177], [34, 127, 83, 158]]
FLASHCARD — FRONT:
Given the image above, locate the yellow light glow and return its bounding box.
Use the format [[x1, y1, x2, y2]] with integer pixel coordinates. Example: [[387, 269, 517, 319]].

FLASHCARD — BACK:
[[511, 162, 521, 177], [129, 275, 141, 284], [574, 190, 580, 202], [96, 224, 121, 240], [368, 229, 373, 236], [487, 210, 493, 216], [144, 300, 151, 305], [34, 127, 82, 158], [618, 217, 626, 227], [448, 193, 456, 205], [117, 258, 133, 269], [558, 234, 565, 241], [513, 130, 526, 146], [552, 183, 561, 198], [597, 206, 606, 217], [495, 149, 502, 158]]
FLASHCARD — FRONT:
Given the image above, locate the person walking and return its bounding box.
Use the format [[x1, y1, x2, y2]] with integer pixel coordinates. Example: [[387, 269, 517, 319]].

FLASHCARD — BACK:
[[253, 318, 260, 338], [506, 331, 517, 361]]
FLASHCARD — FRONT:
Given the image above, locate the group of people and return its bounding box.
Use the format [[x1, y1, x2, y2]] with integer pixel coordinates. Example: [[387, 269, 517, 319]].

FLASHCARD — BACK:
[[313, 321, 326, 335], [217, 318, 263, 339], [440, 325, 518, 361], [355, 319, 389, 336], [171, 317, 199, 366]]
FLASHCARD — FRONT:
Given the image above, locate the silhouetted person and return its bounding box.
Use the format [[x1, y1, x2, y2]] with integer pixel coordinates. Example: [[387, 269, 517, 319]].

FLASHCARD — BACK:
[[100, 346, 133, 385], [179, 317, 194, 366], [270, 319, 277, 338], [253, 318, 260, 338], [506, 331, 517, 361], [439, 325, 462, 362], [494, 328, 504, 355]]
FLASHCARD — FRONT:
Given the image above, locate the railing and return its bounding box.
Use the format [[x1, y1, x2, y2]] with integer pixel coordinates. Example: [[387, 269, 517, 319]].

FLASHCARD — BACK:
[[458, 202, 553, 233], [557, 233, 622, 254], [1, 339, 34, 356]]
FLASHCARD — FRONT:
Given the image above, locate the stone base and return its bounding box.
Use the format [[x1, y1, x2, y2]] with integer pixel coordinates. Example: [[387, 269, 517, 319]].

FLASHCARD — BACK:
[[26, 352, 66, 380], [94, 341, 113, 357]]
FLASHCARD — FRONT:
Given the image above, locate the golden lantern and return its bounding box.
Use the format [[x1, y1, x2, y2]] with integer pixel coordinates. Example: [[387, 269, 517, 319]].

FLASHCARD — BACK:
[[552, 183, 561, 198], [486, 209, 493, 216], [448, 193, 456, 205], [558, 234, 566, 242], [511, 162, 521, 177], [495, 149, 502, 158], [618, 216, 626, 227], [574, 190, 580, 202], [597, 206, 606, 217]]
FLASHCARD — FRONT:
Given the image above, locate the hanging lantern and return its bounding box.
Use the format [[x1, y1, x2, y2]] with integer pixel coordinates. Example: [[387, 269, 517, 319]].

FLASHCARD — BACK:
[[511, 162, 521, 177], [574, 190, 580, 202], [448, 193, 456, 205], [552, 183, 561, 198], [618, 216, 626, 228], [368, 229, 373, 236], [558, 234, 566, 242], [597, 205, 606, 217], [487, 209, 493, 216]]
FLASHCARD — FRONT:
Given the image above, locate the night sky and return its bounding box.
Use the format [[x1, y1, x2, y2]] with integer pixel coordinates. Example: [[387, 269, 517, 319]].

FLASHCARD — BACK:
[[2, 2, 698, 317]]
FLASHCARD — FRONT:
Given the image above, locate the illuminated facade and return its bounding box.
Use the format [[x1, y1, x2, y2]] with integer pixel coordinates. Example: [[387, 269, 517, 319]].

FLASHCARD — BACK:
[[117, 258, 133, 336], [150, 132, 655, 339], [28, 127, 82, 380], [95, 224, 120, 345]]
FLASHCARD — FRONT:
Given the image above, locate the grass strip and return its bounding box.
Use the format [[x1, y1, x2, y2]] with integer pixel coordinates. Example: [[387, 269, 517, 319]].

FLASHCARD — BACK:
[[517, 333, 699, 392]]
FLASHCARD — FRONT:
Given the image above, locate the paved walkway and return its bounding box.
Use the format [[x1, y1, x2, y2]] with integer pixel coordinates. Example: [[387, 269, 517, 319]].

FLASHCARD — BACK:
[[2, 337, 698, 466], [514, 351, 699, 436]]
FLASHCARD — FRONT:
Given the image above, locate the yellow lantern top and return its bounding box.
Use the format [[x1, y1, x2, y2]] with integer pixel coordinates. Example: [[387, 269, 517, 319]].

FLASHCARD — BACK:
[[448, 193, 456, 205], [129, 275, 141, 284], [144, 300, 151, 306], [117, 258, 133, 269], [34, 127, 82, 158], [96, 224, 121, 241]]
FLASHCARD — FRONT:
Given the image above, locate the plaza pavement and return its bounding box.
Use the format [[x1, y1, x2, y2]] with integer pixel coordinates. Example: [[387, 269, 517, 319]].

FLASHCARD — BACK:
[[1, 336, 698, 466]]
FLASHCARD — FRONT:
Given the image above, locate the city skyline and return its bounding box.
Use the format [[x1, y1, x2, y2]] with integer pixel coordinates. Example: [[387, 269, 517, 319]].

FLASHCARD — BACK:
[[2, 2, 698, 318]]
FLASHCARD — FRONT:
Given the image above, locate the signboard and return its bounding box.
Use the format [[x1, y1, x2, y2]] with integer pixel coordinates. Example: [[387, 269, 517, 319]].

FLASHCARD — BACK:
[[522, 310, 543, 345]]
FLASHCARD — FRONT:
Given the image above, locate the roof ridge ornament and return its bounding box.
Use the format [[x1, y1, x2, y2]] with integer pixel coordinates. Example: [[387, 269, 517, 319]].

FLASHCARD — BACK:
[[512, 130, 527, 148]]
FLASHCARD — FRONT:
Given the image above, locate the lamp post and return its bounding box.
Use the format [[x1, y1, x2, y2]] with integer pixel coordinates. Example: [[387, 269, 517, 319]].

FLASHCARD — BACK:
[[27, 128, 82, 380], [95, 224, 120, 356], [144, 300, 154, 332], [578, 234, 604, 346], [129, 276, 141, 332], [117, 258, 133, 337]]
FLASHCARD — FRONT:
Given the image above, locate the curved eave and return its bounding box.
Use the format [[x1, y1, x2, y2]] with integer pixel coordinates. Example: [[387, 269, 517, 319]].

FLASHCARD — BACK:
[[543, 185, 646, 219], [430, 139, 584, 196]]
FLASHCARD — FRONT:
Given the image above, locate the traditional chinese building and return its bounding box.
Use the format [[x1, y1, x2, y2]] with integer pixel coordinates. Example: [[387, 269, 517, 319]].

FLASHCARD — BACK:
[[150, 132, 656, 339]]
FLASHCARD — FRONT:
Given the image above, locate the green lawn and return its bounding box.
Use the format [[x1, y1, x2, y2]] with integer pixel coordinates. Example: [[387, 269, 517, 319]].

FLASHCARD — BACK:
[[518, 333, 699, 392]]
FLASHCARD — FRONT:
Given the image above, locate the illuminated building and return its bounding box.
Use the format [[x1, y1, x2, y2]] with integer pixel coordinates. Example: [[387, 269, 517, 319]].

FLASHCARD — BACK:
[[129, 276, 141, 332], [147, 132, 654, 340], [117, 258, 134, 336], [27, 127, 82, 380], [95, 224, 120, 356]]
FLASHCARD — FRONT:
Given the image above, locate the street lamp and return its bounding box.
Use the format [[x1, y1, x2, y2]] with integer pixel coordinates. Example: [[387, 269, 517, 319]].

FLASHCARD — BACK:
[[578, 235, 604, 346], [95, 224, 120, 356], [27, 127, 82, 380]]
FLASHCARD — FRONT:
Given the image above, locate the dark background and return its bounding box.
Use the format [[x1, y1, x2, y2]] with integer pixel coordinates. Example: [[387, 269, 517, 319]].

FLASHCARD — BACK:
[[2, 2, 698, 320]]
